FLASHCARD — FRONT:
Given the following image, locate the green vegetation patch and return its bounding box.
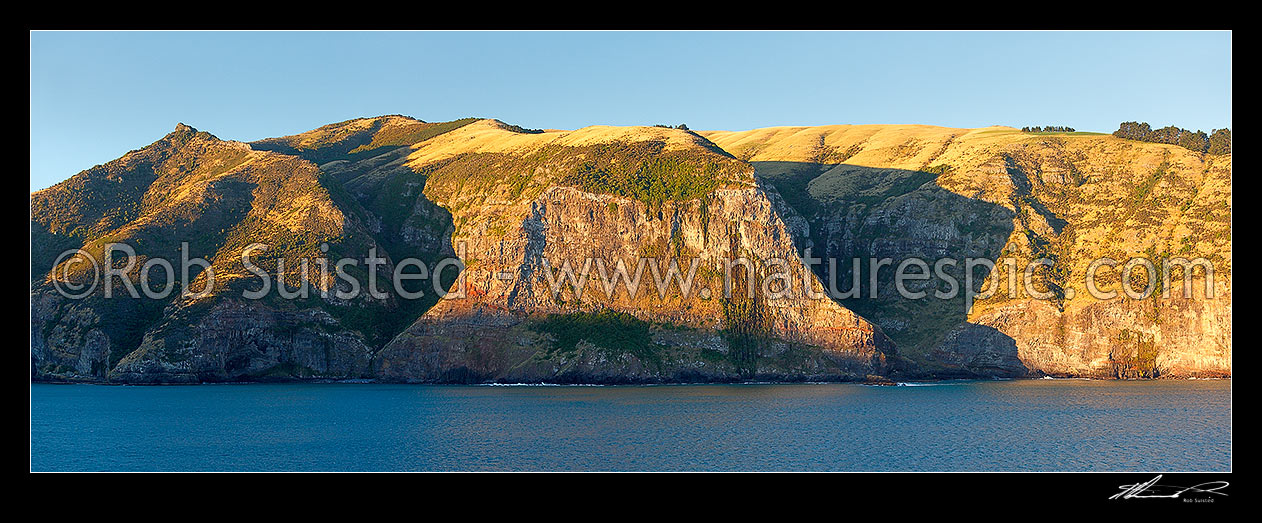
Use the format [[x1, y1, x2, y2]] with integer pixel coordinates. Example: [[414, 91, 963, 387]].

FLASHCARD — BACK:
[[560, 141, 749, 210], [530, 310, 660, 363], [414, 140, 750, 213]]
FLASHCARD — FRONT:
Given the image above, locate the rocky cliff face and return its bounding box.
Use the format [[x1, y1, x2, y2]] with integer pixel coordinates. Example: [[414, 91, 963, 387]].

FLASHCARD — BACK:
[[348, 120, 893, 382], [375, 184, 891, 383], [935, 279, 1230, 378], [31, 120, 431, 382], [31, 117, 893, 383], [30, 118, 1229, 383], [701, 125, 1231, 378]]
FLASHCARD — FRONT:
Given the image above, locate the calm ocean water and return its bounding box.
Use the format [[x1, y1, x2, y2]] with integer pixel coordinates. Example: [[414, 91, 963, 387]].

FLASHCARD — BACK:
[[30, 380, 1230, 471]]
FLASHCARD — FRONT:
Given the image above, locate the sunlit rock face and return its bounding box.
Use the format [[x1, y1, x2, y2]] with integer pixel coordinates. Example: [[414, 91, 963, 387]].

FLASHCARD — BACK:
[[702, 124, 1231, 379]]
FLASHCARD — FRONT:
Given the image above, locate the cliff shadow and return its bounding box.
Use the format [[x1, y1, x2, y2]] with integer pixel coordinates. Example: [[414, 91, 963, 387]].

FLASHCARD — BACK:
[[753, 161, 1022, 378], [325, 150, 460, 348]]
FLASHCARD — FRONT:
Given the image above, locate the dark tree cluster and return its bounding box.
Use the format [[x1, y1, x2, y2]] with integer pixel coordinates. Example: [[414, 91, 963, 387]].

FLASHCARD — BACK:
[[1113, 121, 1231, 155], [1022, 125, 1076, 133], [653, 123, 690, 130], [1208, 129, 1232, 155], [501, 123, 544, 134]]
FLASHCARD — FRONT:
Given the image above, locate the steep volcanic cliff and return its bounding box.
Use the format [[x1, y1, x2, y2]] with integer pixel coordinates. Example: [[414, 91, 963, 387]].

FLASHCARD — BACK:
[[31, 117, 893, 383], [29, 117, 1230, 383], [701, 125, 1231, 378], [31, 123, 395, 382], [333, 120, 893, 382]]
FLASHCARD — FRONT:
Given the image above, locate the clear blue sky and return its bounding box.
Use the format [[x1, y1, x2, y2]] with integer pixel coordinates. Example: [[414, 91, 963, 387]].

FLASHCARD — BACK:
[[30, 30, 1231, 191]]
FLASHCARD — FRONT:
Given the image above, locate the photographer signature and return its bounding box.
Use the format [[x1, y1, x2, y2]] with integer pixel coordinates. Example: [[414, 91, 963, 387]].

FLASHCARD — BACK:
[[1110, 475, 1229, 500]]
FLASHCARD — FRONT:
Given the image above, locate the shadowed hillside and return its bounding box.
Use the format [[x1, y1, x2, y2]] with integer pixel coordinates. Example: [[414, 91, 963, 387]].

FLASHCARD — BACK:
[[28, 119, 1230, 383], [31, 118, 895, 383], [700, 124, 1231, 378], [31, 117, 480, 382]]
